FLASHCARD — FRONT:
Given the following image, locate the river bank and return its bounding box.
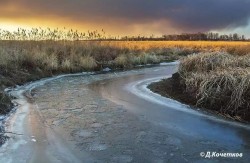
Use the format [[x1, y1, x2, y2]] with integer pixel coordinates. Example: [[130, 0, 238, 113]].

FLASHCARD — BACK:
[[148, 74, 234, 121], [148, 73, 196, 106], [149, 52, 250, 122]]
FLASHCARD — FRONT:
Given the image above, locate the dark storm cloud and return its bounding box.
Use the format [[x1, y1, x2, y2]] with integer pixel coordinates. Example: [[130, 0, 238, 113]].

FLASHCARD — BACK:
[[1, 0, 250, 32]]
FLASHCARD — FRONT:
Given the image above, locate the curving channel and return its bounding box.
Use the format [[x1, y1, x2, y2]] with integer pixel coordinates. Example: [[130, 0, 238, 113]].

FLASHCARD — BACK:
[[0, 62, 249, 163]]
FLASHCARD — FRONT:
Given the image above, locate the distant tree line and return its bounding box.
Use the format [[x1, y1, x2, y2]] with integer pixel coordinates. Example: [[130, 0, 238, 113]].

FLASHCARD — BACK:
[[119, 32, 248, 41], [1, 27, 248, 41]]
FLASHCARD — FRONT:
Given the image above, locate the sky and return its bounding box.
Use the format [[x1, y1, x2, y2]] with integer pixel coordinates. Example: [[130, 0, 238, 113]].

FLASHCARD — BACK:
[[0, 0, 250, 37]]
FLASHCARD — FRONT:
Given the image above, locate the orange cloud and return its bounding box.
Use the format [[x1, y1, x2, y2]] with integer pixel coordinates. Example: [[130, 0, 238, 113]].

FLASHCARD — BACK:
[[0, 0, 250, 36]]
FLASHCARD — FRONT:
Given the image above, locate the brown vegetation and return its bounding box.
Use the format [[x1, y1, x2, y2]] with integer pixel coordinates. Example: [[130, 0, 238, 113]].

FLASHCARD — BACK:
[[180, 52, 250, 121], [153, 52, 250, 122], [1, 38, 250, 121]]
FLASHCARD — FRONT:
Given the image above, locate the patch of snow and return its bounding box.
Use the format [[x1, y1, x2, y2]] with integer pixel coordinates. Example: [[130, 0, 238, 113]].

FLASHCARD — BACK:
[[31, 139, 37, 142], [0, 115, 5, 121], [160, 61, 180, 66], [87, 143, 108, 151], [103, 67, 111, 72], [4, 88, 12, 92]]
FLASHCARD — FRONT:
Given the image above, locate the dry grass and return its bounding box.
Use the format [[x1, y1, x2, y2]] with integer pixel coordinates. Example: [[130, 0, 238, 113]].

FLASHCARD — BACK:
[[198, 69, 250, 111], [1, 39, 250, 119], [100, 41, 250, 52], [114, 55, 131, 68], [0, 40, 184, 73], [2, 40, 249, 73], [179, 52, 250, 121], [79, 56, 98, 70]]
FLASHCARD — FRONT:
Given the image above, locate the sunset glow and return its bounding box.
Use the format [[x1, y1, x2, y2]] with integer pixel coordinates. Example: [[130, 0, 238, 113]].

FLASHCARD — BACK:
[[0, 0, 250, 36]]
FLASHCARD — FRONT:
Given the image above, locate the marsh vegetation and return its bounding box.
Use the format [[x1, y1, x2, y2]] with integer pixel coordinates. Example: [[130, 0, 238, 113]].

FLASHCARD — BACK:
[[150, 52, 250, 122], [1, 28, 250, 121]]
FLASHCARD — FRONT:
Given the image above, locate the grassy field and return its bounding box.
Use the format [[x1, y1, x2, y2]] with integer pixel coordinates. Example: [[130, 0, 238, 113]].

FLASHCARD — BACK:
[[102, 41, 250, 52], [1, 40, 250, 117]]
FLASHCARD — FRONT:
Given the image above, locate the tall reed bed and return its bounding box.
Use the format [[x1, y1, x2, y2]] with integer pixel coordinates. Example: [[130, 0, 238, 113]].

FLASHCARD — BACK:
[[0, 41, 176, 72], [179, 52, 250, 121]]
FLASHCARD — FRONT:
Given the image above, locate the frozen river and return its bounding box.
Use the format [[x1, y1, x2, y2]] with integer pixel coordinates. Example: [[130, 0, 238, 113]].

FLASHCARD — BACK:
[[1, 62, 249, 163]]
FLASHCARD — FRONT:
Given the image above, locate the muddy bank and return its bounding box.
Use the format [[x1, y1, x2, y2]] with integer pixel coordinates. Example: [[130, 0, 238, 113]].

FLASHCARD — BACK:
[[148, 73, 250, 122], [0, 92, 11, 146], [148, 73, 196, 106], [0, 68, 55, 145], [0, 67, 54, 115], [0, 92, 12, 115]]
